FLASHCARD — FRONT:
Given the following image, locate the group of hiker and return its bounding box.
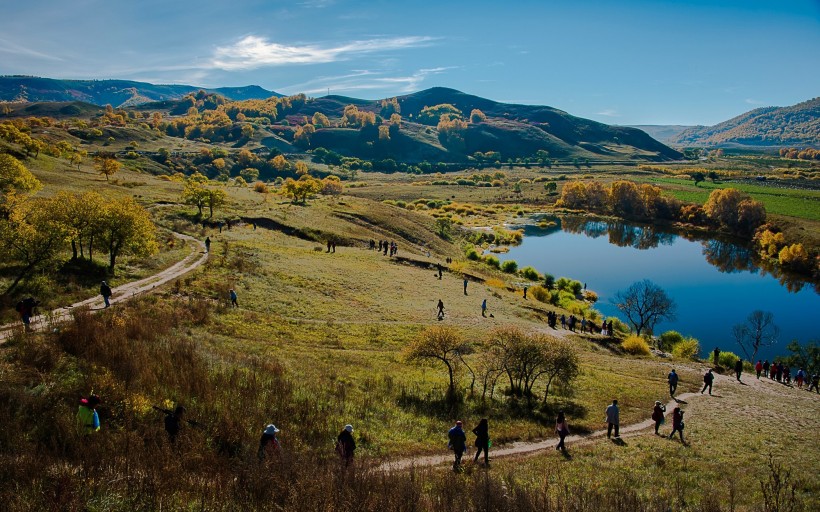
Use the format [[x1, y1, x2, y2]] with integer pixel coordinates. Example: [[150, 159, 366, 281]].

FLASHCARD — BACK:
[[370, 239, 398, 256]]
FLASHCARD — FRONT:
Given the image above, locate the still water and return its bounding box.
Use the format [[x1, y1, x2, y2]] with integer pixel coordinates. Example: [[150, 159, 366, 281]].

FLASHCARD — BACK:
[[497, 216, 819, 361]]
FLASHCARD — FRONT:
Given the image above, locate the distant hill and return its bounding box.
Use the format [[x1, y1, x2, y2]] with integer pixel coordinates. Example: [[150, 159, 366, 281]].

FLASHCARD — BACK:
[[0, 76, 278, 107], [627, 125, 693, 144], [669, 97, 820, 148]]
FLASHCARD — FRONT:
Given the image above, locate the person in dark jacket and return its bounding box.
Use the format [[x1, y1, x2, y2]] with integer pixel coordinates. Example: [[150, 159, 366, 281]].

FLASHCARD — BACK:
[[100, 281, 112, 308], [336, 424, 356, 465], [448, 420, 467, 470], [258, 424, 281, 461], [652, 401, 666, 435], [701, 369, 714, 395], [734, 358, 743, 382], [555, 411, 570, 451], [164, 405, 186, 443], [667, 369, 679, 397], [472, 418, 490, 465], [668, 407, 685, 443], [17, 297, 38, 332]]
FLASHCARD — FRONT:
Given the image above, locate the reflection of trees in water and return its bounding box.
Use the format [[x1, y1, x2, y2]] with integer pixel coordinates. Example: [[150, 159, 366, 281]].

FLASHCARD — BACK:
[[561, 216, 675, 250], [701, 240, 757, 274]]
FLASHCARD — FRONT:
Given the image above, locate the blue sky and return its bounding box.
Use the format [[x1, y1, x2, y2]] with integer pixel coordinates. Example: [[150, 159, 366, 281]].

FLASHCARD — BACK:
[[1, 0, 818, 125]]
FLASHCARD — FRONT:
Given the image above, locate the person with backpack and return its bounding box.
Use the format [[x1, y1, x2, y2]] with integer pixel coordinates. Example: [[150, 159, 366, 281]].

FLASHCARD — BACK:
[[555, 411, 570, 452], [701, 369, 714, 395], [668, 369, 679, 397], [229, 289, 238, 307], [100, 281, 112, 308], [258, 424, 281, 461], [605, 399, 620, 439], [809, 374, 819, 393], [652, 400, 666, 435], [796, 368, 806, 388], [77, 395, 101, 433], [16, 297, 38, 332], [336, 424, 356, 465], [472, 418, 490, 466], [668, 407, 685, 443], [448, 420, 467, 470]]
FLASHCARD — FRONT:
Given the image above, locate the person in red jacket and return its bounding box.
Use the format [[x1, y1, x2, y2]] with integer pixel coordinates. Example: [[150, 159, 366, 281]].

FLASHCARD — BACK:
[[755, 360, 763, 379], [668, 407, 685, 443]]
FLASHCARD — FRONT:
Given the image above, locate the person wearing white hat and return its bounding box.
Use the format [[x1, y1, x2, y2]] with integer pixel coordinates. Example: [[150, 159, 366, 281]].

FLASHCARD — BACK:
[[336, 424, 356, 464], [258, 424, 281, 460]]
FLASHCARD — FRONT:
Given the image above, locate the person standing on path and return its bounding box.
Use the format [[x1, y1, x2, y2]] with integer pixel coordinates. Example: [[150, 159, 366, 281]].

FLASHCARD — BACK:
[[472, 418, 490, 466], [555, 411, 570, 451], [668, 369, 679, 397], [763, 360, 770, 378], [523, 286, 528, 300], [437, 300, 445, 320], [100, 281, 112, 308], [448, 420, 467, 470], [701, 369, 714, 395], [755, 360, 763, 379], [481, 299, 487, 318], [606, 399, 620, 438], [734, 358, 743, 382], [16, 297, 38, 332], [652, 401, 666, 435], [336, 424, 356, 465], [713, 347, 721, 367], [205, 236, 211, 253], [809, 374, 819, 393], [463, 278, 468, 295], [229, 289, 238, 307], [668, 407, 685, 443], [437, 263, 443, 280]]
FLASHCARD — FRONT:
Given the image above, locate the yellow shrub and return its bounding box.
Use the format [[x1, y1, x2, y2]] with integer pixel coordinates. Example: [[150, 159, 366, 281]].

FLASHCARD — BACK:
[[672, 337, 701, 360], [485, 278, 506, 289], [530, 285, 550, 302], [622, 335, 651, 356]]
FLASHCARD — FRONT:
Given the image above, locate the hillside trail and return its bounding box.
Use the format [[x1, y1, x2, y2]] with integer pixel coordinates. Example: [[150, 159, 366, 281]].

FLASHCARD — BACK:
[[0, 232, 207, 343], [377, 367, 800, 472]]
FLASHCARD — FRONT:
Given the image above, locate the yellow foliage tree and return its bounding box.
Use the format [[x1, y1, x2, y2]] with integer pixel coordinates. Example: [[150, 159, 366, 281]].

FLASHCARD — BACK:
[[271, 154, 290, 172], [95, 157, 121, 181], [98, 196, 158, 271]]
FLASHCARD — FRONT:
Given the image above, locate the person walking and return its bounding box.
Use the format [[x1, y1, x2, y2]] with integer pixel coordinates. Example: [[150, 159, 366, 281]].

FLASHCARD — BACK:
[[336, 424, 356, 465], [437, 263, 443, 280], [796, 368, 806, 389], [16, 297, 38, 332], [100, 280, 112, 308], [481, 299, 487, 318], [463, 278, 468, 295], [523, 286, 528, 300], [809, 374, 819, 393], [555, 411, 570, 451], [472, 418, 490, 466], [755, 360, 763, 379], [229, 289, 238, 307], [668, 407, 685, 443], [258, 424, 281, 461], [652, 401, 666, 435], [437, 299, 445, 320], [763, 360, 770, 378], [205, 236, 211, 253], [734, 358, 743, 382], [701, 369, 714, 395], [164, 405, 186, 443], [606, 399, 620, 439], [77, 395, 101, 434], [668, 369, 679, 397], [448, 420, 467, 470]]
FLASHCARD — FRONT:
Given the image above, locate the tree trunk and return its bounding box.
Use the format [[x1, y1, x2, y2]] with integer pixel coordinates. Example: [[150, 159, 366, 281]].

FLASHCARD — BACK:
[[71, 240, 78, 260], [5, 263, 36, 294]]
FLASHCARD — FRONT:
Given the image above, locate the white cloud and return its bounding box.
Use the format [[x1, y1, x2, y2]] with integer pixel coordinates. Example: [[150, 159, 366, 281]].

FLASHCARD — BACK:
[[211, 35, 436, 70], [0, 38, 62, 61], [294, 67, 454, 96], [745, 98, 765, 105], [596, 109, 619, 117]]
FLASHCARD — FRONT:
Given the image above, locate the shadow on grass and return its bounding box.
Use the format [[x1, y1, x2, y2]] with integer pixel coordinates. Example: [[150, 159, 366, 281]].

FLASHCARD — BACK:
[[612, 437, 628, 446]]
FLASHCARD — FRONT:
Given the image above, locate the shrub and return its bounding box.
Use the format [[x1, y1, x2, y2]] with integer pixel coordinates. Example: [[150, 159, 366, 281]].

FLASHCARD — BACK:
[[529, 285, 550, 302], [253, 181, 268, 193], [501, 259, 518, 274], [622, 335, 651, 355], [672, 337, 701, 360], [711, 350, 740, 368], [582, 290, 598, 302], [658, 330, 685, 352], [606, 316, 629, 335], [465, 247, 480, 261], [520, 266, 541, 281], [543, 273, 555, 289], [485, 278, 506, 289], [483, 254, 500, 269]]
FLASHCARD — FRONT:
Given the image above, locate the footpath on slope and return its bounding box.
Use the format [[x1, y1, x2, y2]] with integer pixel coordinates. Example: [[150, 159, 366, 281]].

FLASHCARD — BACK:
[[377, 368, 788, 472], [0, 232, 207, 342]]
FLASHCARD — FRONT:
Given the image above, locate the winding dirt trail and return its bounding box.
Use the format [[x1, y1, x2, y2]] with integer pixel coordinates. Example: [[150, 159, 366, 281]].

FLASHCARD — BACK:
[[0, 232, 207, 342]]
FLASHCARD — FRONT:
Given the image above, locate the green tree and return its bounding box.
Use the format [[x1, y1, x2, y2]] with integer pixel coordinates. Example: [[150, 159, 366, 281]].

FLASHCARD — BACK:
[[690, 171, 705, 186], [98, 196, 158, 271], [240, 168, 260, 183], [405, 325, 471, 399]]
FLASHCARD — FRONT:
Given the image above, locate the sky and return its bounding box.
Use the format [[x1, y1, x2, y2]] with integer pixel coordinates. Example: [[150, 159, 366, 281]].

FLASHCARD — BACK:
[[1, 0, 818, 125]]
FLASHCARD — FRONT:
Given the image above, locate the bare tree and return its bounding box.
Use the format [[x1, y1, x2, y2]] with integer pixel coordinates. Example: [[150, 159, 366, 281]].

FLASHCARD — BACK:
[[612, 280, 677, 335], [732, 311, 779, 363]]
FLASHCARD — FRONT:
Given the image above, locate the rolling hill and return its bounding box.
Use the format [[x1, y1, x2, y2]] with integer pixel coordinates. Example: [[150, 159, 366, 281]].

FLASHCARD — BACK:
[[669, 97, 820, 147], [627, 125, 693, 144], [0, 76, 278, 107]]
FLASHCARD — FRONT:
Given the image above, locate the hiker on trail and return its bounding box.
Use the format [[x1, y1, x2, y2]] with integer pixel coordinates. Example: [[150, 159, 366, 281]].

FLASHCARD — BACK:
[[205, 236, 211, 253], [472, 418, 490, 466], [783, 365, 791, 385], [606, 399, 620, 439], [383, 241, 389, 256], [481, 299, 487, 318], [327, 240, 332, 253], [331, 241, 336, 253], [701, 369, 714, 395], [581, 317, 587, 333], [100, 281, 112, 308], [77, 395, 101, 434], [437, 263, 443, 280], [809, 374, 819, 393], [229, 289, 238, 307], [164, 405, 186, 443], [555, 411, 570, 452], [652, 401, 666, 435], [608, 320, 614, 336], [448, 420, 467, 470], [755, 360, 763, 379], [560, 315, 566, 329], [668, 369, 679, 397], [796, 368, 806, 389], [336, 424, 356, 465], [668, 407, 685, 443], [437, 300, 445, 320], [713, 347, 721, 367], [523, 286, 528, 300], [16, 297, 38, 332], [763, 360, 770, 378], [775, 362, 783, 382], [463, 279, 468, 295], [378, 240, 383, 252], [734, 358, 743, 382], [258, 424, 281, 461]]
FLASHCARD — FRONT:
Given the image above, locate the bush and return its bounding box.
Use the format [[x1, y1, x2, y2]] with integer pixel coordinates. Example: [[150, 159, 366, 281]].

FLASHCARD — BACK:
[[543, 273, 555, 289], [672, 337, 701, 360], [529, 285, 550, 303], [711, 350, 740, 368], [582, 290, 598, 302], [465, 247, 480, 261], [483, 255, 500, 269], [622, 335, 651, 355], [501, 260, 518, 274], [520, 266, 541, 281], [606, 316, 629, 335], [658, 330, 685, 352]]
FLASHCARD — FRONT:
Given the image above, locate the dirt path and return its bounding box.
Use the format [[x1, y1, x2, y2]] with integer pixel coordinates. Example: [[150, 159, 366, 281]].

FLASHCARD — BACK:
[[0, 232, 207, 342]]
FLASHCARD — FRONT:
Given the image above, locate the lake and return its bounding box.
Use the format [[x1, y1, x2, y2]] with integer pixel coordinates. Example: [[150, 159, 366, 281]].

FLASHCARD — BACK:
[[495, 216, 819, 362]]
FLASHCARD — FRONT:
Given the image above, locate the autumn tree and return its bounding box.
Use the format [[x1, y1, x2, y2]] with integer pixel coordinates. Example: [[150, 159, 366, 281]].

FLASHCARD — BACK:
[[98, 196, 158, 271], [612, 279, 677, 335], [293, 124, 316, 148], [281, 175, 321, 204], [294, 161, 310, 176], [1, 153, 41, 215], [49, 191, 106, 260], [379, 97, 400, 117], [405, 325, 471, 399], [312, 112, 330, 127], [470, 109, 487, 123], [732, 311, 779, 363], [239, 168, 260, 183], [320, 175, 343, 196], [95, 156, 121, 181], [205, 187, 227, 218], [271, 154, 290, 172], [182, 182, 209, 216], [704, 188, 766, 235]]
